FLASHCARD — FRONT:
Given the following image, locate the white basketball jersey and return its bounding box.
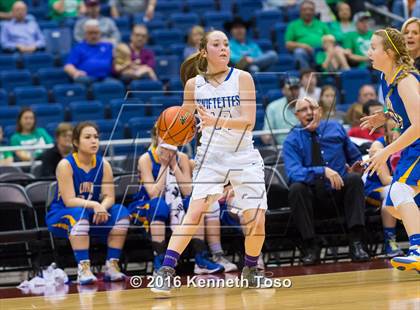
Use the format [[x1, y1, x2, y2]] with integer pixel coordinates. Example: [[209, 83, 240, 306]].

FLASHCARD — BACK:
[[194, 68, 253, 152]]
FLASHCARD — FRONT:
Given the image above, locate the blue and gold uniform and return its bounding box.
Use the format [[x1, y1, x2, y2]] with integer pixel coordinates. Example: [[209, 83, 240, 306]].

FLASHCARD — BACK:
[[364, 136, 392, 208], [380, 69, 420, 207], [128, 147, 190, 230], [46, 153, 129, 238]]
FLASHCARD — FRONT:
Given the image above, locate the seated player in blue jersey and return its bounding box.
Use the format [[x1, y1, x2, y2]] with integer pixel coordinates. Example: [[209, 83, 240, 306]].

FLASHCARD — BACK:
[[128, 126, 224, 274], [363, 119, 403, 257], [46, 122, 130, 285]]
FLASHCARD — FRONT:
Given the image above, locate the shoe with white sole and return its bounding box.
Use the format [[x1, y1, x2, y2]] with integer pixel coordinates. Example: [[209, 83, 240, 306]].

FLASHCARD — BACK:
[[77, 260, 97, 285], [212, 254, 238, 273], [104, 259, 125, 282], [391, 245, 420, 272], [194, 252, 224, 274]]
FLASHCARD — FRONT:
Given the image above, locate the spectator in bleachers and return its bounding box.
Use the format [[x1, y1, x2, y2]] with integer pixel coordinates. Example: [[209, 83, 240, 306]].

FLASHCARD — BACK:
[[298, 69, 321, 101], [184, 26, 205, 60], [319, 85, 345, 123], [342, 11, 373, 68], [40, 123, 73, 177], [127, 24, 157, 78], [0, 0, 17, 20], [110, 0, 156, 20], [285, 0, 330, 69], [363, 118, 403, 258], [348, 99, 384, 141], [0, 1, 45, 53], [328, 2, 355, 44], [315, 34, 350, 72], [114, 42, 157, 80], [226, 17, 278, 73], [401, 17, 420, 70], [283, 96, 369, 265], [345, 84, 377, 126], [0, 126, 13, 165], [46, 121, 129, 284], [74, 0, 120, 45], [65, 19, 115, 85], [11, 107, 53, 162], [261, 76, 300, 145], [49, 0, 86, 21]]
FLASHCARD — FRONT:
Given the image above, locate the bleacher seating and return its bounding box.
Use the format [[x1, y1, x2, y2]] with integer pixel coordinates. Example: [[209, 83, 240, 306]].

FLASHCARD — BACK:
[[0, 54, 19, 71], [36, 68, 70, 89], [110, 99, 147, 123], [0, 90, 8, 106], [0, 106, 21, 126], [340, 69, 372, 104], [14, 86, 49, 106], [22, 53, 55, 72], [52, 84, 87, 104], [69, 100, 105, 121], [92, 80, 126, 105], [128, 80, 164, 103], [30, 103, 65, 125], [0, 70, 33, 92]]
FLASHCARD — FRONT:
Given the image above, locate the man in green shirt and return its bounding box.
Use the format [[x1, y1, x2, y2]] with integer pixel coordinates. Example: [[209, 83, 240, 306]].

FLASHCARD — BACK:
[[0, 0, 17, 19], [49, 0, 85, 21], [285, 0, 330, 69], [262, 77, 301, 145], [343, 11, 373, 68]]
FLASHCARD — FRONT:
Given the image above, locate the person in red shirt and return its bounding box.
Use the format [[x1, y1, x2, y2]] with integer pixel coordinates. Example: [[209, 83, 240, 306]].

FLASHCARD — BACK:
[[348, 100, 384, 141]]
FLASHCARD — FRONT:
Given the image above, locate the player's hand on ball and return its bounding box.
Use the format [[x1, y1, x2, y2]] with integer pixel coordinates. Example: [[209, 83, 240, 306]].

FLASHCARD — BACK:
[[197, 105, 216, 128], [363, 147, 391, 176], [360, 111, 386, 135]]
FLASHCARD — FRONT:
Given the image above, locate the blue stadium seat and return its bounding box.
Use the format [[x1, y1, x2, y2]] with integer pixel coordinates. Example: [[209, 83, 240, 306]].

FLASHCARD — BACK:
[[0, 106, 20, 126], [254, 73, 280, 94], [94, 119, 125, 140], [92, 80, 126, 105], [115, 16, 131, 32], [155, 1, 183, 15], [30, 103, 65, 126], [149, 45, 165, 56], [37, 68, 70, 89], [143, 19, 167, 31], [128, 80, 164, 103], [203, 11, 233, 30], [22, 52, 55, 72], [3, 124, 15, 139], [69, 101, 105, 121], [151, 29, 184, 46], [155, 55, 180, 80], [0, 54, 19, 71], [128, 116, 159, 138], [43, 28, 72, 55], [340, 69, 372, 104], [255, 109, 265, 130], [167, 79, 184, 94], [169, 13, 200, 33], [38, 20, 59, 30], [235, 0, 262, 21], [110, 99, 147, 123], [185, 0, 216, 14], [120, 30, 131, 43], [150, 96, 182, 115], [0, 70, 33, 92], [265, 89, 283, 104], [255, 9, 284, 39], [52, 84, 87, 104], [254, 39, 274, 52], [0, 90, 9, 106], [14, 86, 48, 106], [268, 54, 296, 72], [219, 0, 235, 11], [167, 44, 185, 60], [285, 5, 300, 22], [133, 12, 165, 24], [274, 23, 287, 52]]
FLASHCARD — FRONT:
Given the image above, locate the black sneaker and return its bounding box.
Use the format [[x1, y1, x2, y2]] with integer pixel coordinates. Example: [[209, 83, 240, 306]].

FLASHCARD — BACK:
[[150, 266, 176, 296]]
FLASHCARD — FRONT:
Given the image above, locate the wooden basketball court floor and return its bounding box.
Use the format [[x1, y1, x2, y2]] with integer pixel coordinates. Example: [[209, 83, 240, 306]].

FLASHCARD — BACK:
[[1, 260, 419, 310]]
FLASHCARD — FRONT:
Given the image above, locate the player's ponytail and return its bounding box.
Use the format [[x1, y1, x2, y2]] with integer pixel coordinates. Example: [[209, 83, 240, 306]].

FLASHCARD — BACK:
[[180, 30, 219, 86]]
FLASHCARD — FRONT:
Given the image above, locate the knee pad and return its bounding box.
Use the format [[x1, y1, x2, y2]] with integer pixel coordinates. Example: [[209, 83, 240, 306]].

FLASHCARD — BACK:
[[205, 201, 220, 220], [149, 197, 170, 223], [70, 219, 90, 236], [113, 218, 130, 231], [389, 182, 416, 207]]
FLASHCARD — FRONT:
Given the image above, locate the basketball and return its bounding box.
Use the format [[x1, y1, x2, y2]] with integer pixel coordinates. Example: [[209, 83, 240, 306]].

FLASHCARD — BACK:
[[156, 106, 196, 146]]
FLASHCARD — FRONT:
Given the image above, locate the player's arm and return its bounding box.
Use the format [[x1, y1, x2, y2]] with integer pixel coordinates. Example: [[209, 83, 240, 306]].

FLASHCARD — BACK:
[[369, 141, 392, 185], [383, 76, 420, 155], [198, 71, 256, 131], [56, 159, 100, 209], [172, 152, 192, 197], [100, 159, 115, 210], [182, 77, 196, 114], [138, 154, 166, 199]]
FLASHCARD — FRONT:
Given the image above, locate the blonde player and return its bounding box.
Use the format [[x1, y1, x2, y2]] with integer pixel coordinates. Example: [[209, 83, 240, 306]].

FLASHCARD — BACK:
[[152, 30, 267, 295]]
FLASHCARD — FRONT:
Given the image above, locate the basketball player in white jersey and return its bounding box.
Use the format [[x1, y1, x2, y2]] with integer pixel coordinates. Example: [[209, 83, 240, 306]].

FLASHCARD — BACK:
[[151, 30, 268, 295]]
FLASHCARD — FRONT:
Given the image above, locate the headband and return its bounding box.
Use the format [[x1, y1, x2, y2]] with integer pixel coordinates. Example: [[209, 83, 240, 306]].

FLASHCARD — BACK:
[[159, 143, 177, 151], [384, 30, 400, 56]]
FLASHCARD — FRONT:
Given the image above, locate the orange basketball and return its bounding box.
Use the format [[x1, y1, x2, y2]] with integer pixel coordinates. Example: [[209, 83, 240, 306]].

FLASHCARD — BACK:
[[156, 106, 196, 146]]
